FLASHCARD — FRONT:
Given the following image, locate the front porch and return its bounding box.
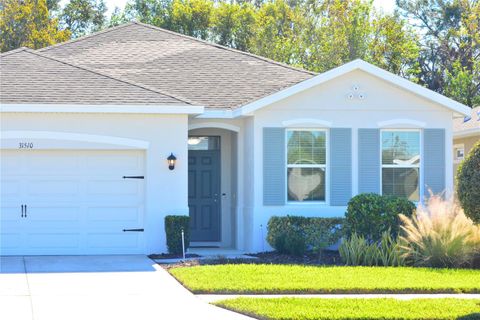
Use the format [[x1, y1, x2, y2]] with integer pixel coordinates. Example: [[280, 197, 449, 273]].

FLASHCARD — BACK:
[[187, 123, 244, 251]]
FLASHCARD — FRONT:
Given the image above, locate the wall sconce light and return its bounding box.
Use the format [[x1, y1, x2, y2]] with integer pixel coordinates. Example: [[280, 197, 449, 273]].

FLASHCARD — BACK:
[[167, 153, 177, 170]]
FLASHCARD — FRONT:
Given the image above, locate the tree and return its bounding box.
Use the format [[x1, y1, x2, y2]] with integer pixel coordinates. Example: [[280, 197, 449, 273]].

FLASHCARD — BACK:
[[211, 2, 256, 51], [0, 0, 70, 52], [60, 0, 107, 38], [396, 0, 480, 107], [457, 140, 480, 223], [170, 0, 214, 39], [250, 0, 306, 65]]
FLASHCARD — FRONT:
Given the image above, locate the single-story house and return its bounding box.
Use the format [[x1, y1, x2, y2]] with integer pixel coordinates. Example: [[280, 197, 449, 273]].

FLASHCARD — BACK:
[[453, 106, 480, 176], [0, 22, 471, 256]]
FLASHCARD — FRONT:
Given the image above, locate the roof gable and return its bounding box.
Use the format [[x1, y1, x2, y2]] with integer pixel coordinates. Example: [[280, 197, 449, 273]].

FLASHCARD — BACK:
[[39, 22, 315, 109], [0, 48, 191, 106], [234, 59, 471, 117]]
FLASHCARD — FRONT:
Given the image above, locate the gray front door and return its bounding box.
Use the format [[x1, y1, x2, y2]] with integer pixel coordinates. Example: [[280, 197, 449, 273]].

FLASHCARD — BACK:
[[188, 149, 221, 241]]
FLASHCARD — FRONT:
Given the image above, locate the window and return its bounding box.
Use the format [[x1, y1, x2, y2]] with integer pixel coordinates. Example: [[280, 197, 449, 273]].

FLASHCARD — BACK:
[[188, 136, 220, 150], [286, 130, 326, 202], [381, 130, 420, 201], [454, 144, 465, 163]]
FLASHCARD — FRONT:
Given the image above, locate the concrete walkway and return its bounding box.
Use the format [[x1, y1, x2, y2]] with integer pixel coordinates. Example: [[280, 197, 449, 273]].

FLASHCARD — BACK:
[[198, 293, 480, 303], [0, 255, 252, 320]]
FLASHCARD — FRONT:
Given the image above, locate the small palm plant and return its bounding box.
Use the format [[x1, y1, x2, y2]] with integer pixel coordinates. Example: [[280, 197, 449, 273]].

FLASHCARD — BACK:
[[398, 196, 480, 268]]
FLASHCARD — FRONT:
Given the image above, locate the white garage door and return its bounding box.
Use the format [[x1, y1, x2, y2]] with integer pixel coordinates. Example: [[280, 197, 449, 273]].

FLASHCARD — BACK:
[[1, 150, 145, 255]]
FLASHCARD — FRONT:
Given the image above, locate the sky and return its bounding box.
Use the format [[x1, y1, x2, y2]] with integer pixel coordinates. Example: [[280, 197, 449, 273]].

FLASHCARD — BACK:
[[64, 0, 397, 16]]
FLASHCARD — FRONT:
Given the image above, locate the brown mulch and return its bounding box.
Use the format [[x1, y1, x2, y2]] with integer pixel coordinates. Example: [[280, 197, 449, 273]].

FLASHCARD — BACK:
[[160, 250, 342, 270], [149, 253, 201, 260]]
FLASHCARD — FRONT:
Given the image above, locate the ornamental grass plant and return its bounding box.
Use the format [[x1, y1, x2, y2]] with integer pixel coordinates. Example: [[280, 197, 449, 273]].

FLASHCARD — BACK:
[[399, 196, 480, 268]]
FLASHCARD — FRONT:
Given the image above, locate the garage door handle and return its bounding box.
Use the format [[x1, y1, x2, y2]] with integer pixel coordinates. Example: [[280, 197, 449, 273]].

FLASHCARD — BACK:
[[123, 228, 144, 232]]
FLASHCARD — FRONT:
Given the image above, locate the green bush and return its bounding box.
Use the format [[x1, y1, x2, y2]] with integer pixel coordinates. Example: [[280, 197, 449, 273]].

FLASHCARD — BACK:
[[267, 216, 344, 255], [339, 231, 404, 266], [345, 193, 415, 241], [165, 215, 190, 254], [457, 140, 480, 223]]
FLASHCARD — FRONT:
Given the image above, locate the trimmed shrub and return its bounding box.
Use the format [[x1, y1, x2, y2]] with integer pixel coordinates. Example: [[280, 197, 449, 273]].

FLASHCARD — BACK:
[[345, 193, 415, 241], [165, 215, 190, 254], [457, 140, 480, 223], [399, 196, 480, 268], [339, 231, 404, 266], [267, 216, 344, 255]]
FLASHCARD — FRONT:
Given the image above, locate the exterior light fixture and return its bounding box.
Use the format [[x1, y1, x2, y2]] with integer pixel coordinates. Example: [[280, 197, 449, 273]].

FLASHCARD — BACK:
[[167, 153, 177, 170]]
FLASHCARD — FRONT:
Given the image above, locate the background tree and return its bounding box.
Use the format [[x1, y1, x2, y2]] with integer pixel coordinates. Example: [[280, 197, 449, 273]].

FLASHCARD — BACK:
[[0, 0, 70, 52], [396, 0, 480, 106], [60, 0, 108, 38]]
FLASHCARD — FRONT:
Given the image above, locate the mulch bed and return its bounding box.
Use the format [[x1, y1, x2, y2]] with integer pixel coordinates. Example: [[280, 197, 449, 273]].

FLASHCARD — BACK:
[[149, 253, 201, 260], [161, 250, 342, 270]]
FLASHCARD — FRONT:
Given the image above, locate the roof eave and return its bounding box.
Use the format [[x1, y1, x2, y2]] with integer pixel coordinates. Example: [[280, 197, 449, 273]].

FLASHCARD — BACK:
[[453, 127, 480, 139], [0, 103, 205, 115]]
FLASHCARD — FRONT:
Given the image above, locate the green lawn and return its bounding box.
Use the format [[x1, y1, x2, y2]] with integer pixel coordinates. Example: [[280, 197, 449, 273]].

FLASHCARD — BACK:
[[169, 264, 480, 294], [215, 298, 480, 320]]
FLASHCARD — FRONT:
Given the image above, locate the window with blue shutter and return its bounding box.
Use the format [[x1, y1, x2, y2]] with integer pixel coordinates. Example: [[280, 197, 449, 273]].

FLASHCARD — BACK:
[[263, 128, 286, 205], [358, 129, 381, 194], [330, 128, 352, 206]]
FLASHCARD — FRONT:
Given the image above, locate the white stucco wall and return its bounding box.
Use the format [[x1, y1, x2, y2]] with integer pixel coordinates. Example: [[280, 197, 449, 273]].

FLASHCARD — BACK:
[[1, 112, 190, 254], [246, 69, 455, 252]]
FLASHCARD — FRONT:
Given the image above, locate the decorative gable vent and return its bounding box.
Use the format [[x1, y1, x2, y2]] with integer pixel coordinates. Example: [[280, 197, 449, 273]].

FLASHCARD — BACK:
[[346, 84, 366, 100]]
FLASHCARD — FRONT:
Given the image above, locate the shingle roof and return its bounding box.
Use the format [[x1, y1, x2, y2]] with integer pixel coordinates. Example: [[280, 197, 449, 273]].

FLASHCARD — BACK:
[[453, 106, 480, 133], [39, 22, 315, 109], [0, 48, 189, 105]]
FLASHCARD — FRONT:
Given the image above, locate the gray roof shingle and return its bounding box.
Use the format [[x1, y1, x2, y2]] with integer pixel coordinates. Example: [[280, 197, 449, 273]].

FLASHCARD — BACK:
[[0, 48, 189, 105], [39, 22, 315, 109]]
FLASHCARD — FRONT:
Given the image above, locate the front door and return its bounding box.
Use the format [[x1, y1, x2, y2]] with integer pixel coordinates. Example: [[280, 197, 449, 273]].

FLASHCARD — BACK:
[[188, 137, 221, 242]]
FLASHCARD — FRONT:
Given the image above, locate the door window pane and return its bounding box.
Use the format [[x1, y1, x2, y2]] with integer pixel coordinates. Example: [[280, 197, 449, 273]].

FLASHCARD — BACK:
[[188, 136, 220, 150]]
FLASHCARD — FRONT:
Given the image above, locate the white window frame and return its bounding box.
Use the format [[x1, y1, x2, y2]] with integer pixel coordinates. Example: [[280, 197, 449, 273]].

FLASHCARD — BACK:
[[453, 144, 465, 164], [380, 129, 422, 202], [285, 128, 328, 204]]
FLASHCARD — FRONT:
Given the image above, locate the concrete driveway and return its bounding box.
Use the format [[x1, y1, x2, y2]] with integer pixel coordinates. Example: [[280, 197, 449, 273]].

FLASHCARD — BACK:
[[0, 255, 251, 320]]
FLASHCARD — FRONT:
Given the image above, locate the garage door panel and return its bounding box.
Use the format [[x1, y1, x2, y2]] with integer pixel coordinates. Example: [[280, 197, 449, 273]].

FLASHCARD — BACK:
[[87, 207, 141, 222], [0, 205, 22, 222], [27, 233, 80, 249], [27, 153, 81, 174], [27, 179, 80, 198], [87, 180, 141, 196], [87, 233, 140, 249], [0, 232, 23, 250], [1, 149, 145, 255], [86, 153, 143, 172], [28, 206, 80, 222]]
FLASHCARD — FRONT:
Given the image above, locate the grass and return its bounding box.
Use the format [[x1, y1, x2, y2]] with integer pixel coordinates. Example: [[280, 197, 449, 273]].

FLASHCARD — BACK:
[[214, 298, 480, 320], [169, 264, 480, 294]]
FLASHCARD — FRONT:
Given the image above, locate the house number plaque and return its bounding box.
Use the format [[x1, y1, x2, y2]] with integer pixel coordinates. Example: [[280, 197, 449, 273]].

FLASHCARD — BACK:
[[18, 142, 34, 149]]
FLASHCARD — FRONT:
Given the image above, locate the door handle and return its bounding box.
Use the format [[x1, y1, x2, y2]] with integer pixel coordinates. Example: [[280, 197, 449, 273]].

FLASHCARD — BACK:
[[21, 205, 24, 218], [24, 205, 27, 218]]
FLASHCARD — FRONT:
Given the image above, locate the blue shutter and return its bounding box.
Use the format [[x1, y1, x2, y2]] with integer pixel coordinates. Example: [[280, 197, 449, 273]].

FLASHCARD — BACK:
[[358, 129, 380, 194], [263, 128, 285, 205], [423, 129, 445, 196], [330, 128, 352, 205]]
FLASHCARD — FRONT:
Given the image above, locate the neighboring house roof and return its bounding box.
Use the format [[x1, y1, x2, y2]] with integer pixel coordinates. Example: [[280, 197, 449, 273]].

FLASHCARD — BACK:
[[234, 59, 472, 118], [39, 22, 315, 109], [453, 106, 480, 138], [0, 47, 193, 107]]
